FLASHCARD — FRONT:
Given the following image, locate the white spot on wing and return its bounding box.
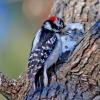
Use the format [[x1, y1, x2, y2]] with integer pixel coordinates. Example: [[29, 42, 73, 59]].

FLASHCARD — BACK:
[[46, 40, 51, 44], [46, 46, 50, 50], [37, 65, 42, 69], [41, 52, 43, 56], [33, 53, 38, 57]]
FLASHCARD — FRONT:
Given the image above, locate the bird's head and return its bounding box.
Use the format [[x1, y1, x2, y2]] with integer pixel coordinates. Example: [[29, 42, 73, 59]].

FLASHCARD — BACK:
[[42, 16, 65, 33]]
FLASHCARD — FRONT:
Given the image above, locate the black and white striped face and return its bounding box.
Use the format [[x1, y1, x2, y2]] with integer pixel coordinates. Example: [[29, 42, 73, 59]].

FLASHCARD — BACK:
[[54, 17, 65, 31], [43, 16, 65, 33]]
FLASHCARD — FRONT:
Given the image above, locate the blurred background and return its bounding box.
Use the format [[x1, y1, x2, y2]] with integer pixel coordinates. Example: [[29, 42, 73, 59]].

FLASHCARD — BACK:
[[0, 0, 53, 99]]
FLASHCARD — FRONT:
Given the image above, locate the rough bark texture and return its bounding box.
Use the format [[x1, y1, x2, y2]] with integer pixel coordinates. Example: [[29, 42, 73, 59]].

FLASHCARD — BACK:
[[0, 0, 100, 100]]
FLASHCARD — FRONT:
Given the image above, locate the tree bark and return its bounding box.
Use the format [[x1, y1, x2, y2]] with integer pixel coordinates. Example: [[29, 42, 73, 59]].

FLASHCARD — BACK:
[[0, 0, 100, 100]]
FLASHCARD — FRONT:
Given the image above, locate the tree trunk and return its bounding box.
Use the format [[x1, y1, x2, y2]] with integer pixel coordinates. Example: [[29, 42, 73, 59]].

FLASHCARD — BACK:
[[0, 0, 100, 100]]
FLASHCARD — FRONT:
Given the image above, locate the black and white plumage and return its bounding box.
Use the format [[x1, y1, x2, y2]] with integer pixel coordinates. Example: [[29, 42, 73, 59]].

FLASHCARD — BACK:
[[27, 16, 64, 90]]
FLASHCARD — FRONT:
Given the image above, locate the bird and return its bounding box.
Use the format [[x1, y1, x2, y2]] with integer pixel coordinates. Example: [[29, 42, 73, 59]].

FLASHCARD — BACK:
[[27, 16, 65, 90]]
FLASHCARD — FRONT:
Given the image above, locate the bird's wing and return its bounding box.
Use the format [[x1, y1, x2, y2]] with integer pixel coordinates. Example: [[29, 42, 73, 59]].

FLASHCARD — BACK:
[[27, 34, 58, 79]]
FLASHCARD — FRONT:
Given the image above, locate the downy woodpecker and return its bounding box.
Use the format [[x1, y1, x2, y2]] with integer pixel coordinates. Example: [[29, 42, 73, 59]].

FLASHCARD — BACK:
[[27, 16, 65, 90]]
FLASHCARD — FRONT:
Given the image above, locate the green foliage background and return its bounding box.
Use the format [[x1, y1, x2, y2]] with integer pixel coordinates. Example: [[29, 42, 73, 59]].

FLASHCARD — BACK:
[[0, 1, 35, 99], [0, 0, 52, 99]]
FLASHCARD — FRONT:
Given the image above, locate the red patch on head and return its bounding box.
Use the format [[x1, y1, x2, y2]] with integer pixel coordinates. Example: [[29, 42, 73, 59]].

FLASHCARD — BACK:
[[48, 16, 57, 22]]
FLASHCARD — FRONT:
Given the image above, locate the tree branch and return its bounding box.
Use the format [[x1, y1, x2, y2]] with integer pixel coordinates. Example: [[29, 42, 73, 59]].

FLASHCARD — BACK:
[[0, 0, 100, 99]]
